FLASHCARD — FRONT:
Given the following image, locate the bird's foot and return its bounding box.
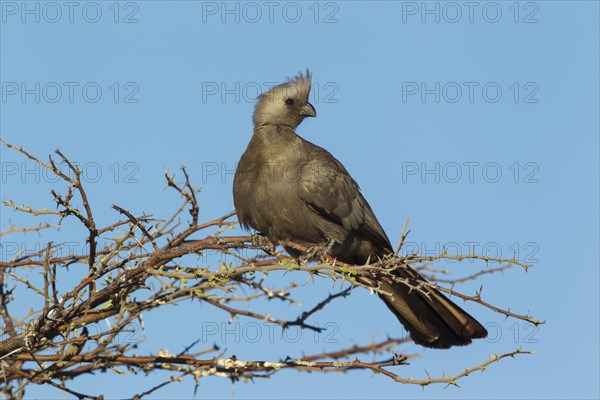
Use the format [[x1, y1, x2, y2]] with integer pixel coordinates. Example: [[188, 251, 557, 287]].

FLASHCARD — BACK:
[[392, 352, 410, 365], [299, 239, 336, 263], [251, 232, 275, 255]]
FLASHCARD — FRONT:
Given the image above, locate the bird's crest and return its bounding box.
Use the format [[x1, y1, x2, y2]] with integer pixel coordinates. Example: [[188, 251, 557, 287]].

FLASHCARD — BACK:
[[253, 70, 313, 127], [259, 69, 312, 104]]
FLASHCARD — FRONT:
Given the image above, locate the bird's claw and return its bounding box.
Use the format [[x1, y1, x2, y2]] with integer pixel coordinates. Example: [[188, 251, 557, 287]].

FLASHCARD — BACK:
[[299, 239, 336, 263], [251, 233, 275, 255], [392, 352, 409, 365]]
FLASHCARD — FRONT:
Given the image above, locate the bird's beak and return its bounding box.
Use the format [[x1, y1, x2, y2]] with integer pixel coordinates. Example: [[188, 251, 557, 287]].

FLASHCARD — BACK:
[[299, 102, 317, 118]]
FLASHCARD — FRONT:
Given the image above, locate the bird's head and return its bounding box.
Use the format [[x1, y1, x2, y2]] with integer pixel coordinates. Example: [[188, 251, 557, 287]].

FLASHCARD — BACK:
[[253, 70, 316, 129]]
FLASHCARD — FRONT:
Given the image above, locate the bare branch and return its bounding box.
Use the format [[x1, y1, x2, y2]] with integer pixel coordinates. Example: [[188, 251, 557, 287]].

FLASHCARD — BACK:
[[0, 140, 542, 397]]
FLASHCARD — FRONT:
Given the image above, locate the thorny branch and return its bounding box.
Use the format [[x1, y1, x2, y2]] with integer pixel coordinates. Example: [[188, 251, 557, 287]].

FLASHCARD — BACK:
[[0, 140, 542, 399]]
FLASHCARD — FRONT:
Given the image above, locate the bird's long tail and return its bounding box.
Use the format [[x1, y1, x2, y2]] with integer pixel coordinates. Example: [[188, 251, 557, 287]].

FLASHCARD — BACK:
[[375, 267, 488, 349]]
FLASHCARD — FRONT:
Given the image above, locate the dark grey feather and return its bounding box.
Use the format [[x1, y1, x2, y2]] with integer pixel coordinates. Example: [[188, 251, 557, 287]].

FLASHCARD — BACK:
[[233, 71, 487, 349]]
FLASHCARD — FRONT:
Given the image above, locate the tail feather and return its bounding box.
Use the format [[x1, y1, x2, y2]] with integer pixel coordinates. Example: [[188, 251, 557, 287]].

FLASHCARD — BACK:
[[376, 268, 488, 349]]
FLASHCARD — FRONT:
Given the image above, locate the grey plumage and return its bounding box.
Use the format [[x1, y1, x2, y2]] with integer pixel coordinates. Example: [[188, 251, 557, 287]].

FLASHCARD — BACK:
[[233, 71, 487, 348]]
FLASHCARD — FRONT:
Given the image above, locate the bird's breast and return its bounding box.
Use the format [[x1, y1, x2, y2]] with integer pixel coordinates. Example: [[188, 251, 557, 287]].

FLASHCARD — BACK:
[[234, 136, 309, 238]]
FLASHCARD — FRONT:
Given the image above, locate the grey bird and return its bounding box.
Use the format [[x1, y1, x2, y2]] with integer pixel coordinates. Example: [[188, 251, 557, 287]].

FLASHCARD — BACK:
[[233, 71, 487, 348]]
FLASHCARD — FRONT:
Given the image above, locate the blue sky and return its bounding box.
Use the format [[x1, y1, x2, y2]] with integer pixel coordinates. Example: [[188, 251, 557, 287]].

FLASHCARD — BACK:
[[1, 1, 599, 399]]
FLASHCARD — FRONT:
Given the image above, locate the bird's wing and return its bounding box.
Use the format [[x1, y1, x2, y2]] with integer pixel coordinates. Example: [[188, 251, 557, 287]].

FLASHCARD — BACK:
[[297, 145, 392, 253]]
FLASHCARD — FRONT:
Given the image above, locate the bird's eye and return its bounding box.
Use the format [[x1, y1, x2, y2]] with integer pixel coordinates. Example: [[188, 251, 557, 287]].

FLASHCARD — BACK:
[[285, 98, 295, 106]]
